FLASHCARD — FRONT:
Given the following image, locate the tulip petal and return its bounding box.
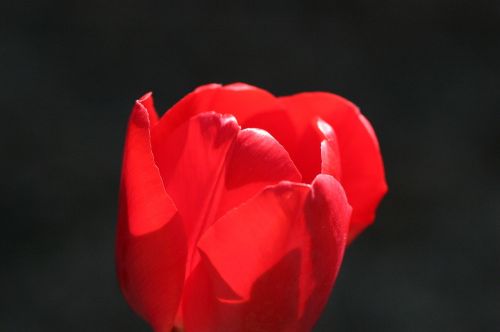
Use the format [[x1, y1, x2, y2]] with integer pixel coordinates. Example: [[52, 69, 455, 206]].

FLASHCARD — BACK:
[[297, 175, 352, 331], [137, 91, 159, 125], [151, 112, 301, 274], [155, 83, 386, 240], [280, 93, 387, 241], [183, 175, 351, 332], [198, 181, 311, 299], [116, 96, 187, 332], [154, 83, 284, 134]]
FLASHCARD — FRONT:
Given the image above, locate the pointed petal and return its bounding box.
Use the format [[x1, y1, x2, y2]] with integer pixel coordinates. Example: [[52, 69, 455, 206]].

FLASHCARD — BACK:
[[151, 112, 301, 274], [183, 175, 351, 332], [280, 93, 387, 241], [137, 92, 159, 125], [116, 99, 187, 332]]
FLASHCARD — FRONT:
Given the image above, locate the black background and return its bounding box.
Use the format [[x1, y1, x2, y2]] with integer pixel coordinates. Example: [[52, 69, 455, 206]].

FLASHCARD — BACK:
[[1, 1, 499, 331]]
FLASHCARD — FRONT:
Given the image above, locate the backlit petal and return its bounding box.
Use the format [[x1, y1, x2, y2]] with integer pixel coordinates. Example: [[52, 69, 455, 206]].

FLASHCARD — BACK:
[[183, 175, 351, 332], [280, 93, 387, 241], [154, 83, 285, 135], [151, 112, 301, 275], [116, 97, 187, 332]]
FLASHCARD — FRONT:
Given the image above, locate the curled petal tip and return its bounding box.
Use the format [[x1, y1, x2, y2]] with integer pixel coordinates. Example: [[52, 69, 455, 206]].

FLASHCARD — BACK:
[[135, 92, 159, 125], [130, 102, 151, 128], [316, 117, 334, 137], [138, 91, 153, 103]]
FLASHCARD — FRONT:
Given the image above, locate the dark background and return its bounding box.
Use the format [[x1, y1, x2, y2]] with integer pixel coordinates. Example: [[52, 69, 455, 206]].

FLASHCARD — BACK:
[[1, 0, 499, 331]]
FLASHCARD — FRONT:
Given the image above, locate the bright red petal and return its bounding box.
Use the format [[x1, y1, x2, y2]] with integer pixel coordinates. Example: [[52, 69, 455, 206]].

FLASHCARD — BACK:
[[151, 112, 301, 275], [297, 175, 352, 331], [197, 182, 311, 299], [154, 83, 284, 134], [116, 96, 187, 332], [155, 83, 306, 185], [280, 93, 387, 241], [155, 83, 318, 185], [182, 175, 351, 332]]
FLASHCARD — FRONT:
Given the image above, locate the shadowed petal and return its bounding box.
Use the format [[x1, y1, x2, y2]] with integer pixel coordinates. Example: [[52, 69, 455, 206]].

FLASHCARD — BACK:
[[183, 175, 351, 332], [116, 97, 187, 332]]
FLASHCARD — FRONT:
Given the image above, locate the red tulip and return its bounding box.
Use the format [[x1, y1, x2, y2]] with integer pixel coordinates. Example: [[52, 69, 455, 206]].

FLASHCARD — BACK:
[[116, 83, 387, 332]]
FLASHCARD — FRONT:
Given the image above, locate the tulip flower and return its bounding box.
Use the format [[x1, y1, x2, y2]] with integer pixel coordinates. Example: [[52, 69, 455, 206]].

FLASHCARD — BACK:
[[116, 83, 387, 332]]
